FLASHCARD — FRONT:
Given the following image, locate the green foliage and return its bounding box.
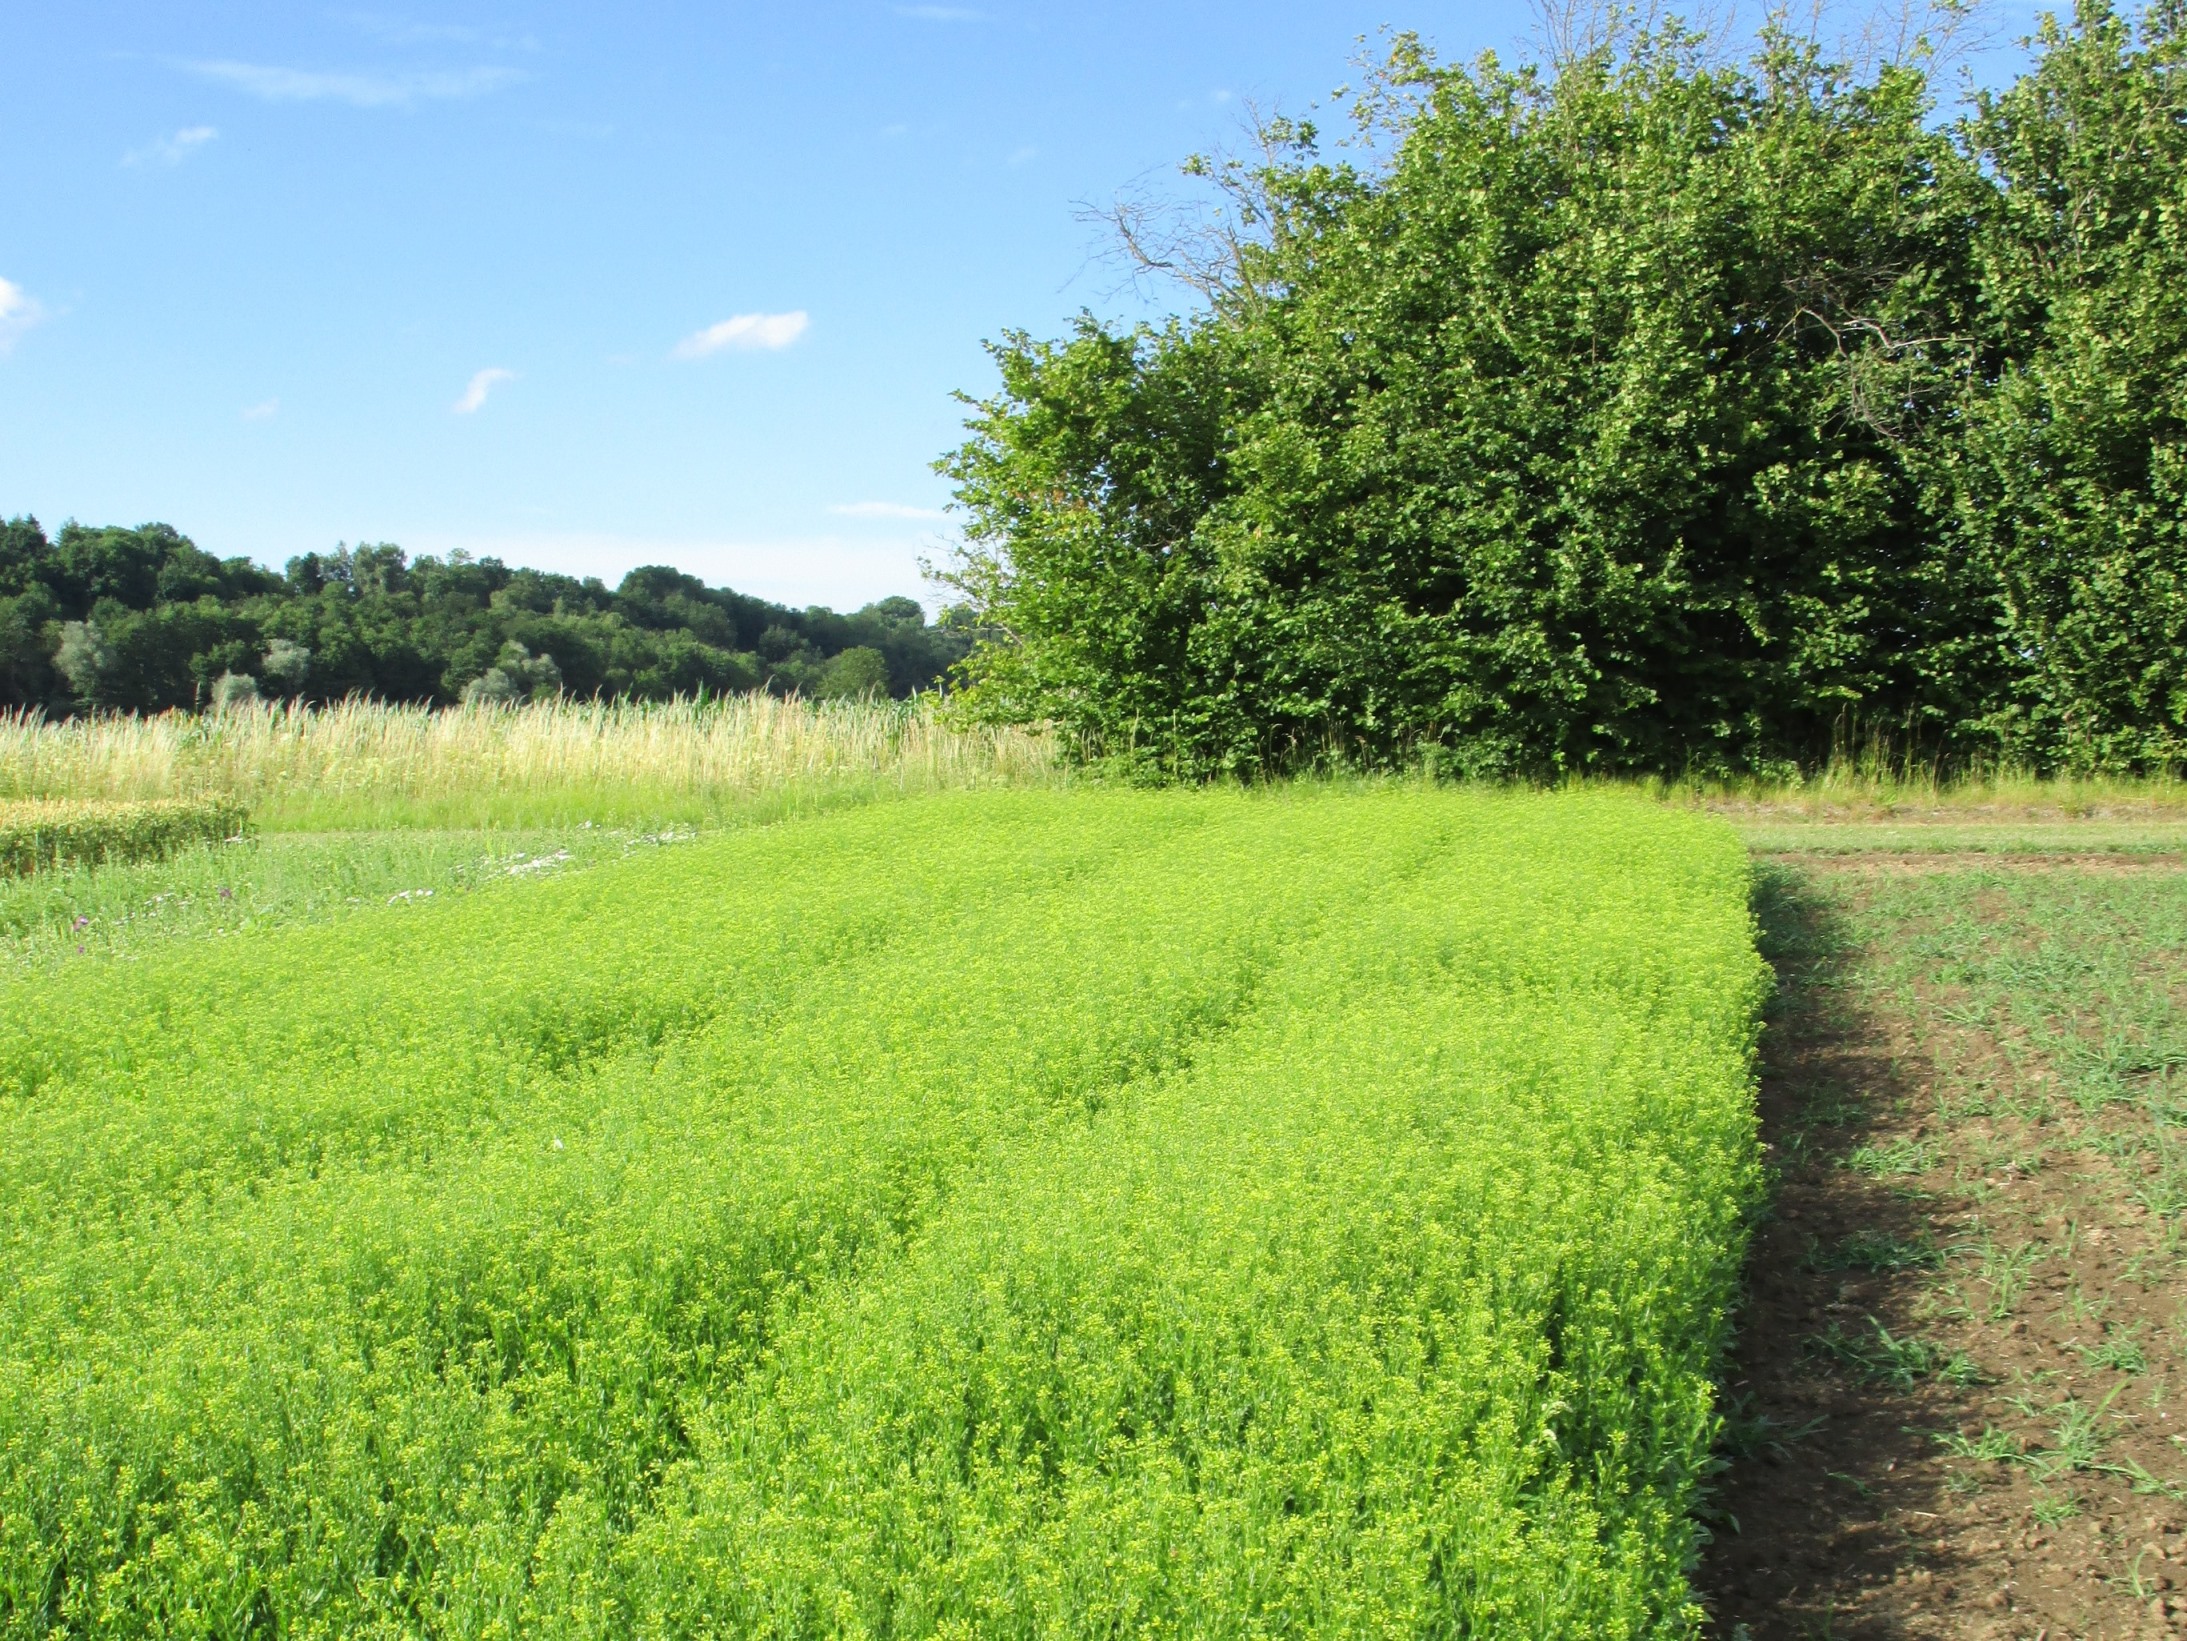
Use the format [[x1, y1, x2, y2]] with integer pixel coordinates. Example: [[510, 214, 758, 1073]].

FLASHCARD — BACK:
[[816, 643, 890, 700], [462, 639, 565, 705], [0, 797, 247, 878], [0, 790, 1762, 1636], [944, 5, 2187, 776], [1806, 1318, 1963, 1390], [1940, 1, 2187, 767], [0, 522, 969, 714]]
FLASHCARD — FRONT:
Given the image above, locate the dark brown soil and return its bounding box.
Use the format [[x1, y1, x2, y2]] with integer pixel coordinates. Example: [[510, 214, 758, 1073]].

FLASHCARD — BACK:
[[1701, 860, 2187, 1640]]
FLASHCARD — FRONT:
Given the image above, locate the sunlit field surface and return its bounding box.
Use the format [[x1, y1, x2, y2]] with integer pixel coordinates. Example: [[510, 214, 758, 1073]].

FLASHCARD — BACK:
[[0, 788, 1761, 1638]]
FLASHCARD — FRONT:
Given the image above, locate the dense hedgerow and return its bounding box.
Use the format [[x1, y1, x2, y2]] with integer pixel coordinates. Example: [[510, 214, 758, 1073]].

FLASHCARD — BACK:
[[0, 797, 246, 878], [943, 3, 2187, 777], [0, 791, 1763, 1637]]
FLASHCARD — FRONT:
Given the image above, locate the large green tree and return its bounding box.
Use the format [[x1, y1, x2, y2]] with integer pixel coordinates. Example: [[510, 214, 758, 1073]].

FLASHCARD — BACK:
[[1939, 0, 2187, 766], [944, 5, 2187, 776]]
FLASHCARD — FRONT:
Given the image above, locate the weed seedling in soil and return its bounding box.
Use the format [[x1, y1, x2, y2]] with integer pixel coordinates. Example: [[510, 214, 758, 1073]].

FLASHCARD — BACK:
[[2082, 1329, 2150, 1374], [1809, 1229, 1944, 1272]]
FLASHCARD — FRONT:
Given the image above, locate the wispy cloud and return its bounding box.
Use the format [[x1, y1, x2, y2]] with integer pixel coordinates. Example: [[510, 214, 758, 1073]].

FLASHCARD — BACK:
[[123, 125, 218, 168], [183, 59, 523, 107], [894, 4, 983, 18], [0, 278, 48, 354], [1006, 144, 1038, 166], [452, 367, 516, 413], [332, 11, 541, 50], [831, 501, 949, 521], [673, 311, 809, 359], [242, 397, 280, 421]]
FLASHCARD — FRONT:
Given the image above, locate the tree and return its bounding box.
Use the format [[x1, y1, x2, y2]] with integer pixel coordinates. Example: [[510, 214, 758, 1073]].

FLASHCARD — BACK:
[[1938, 0, 2187, 768], [940, 5, 2187, 776], [818, 646, 890, 700], [0, 517, 964, 716], [946, 27, 1983, 775], [53, 621, 112, 707]]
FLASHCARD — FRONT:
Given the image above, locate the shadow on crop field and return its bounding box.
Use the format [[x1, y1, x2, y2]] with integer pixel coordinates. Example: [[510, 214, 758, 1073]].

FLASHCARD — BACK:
[[1702, 862, 1958, 1637], [1703, 854, 2187, 1640]]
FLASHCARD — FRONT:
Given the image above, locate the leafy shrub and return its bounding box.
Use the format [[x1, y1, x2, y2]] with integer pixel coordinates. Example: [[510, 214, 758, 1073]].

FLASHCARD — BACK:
[[462, 639, 564, 705], [207, 670, 259, 711]]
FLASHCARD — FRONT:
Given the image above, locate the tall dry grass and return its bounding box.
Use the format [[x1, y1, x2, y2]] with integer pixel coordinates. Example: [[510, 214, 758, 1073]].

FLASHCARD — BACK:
[[1629, 765, 2187, 823], [0, 696, 1061, 829]]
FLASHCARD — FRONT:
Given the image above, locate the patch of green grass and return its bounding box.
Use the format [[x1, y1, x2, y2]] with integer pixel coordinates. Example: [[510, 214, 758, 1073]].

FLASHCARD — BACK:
[[0, 795, 246, 876], [1809, 1228, 1945, 1272], [2031, 1396, 2114, 1479], [1819, 864, 2187, 1196], [0, 788, 1766, 1636], [1933, 1423, 2026, 1464], [2031, 1490, 2082, 1524], [1808, 1318, 1955, 1390], [1970, 1233, 2049, 1320], [1718, 1393, 1829, 1461], [1845, 1137, 1939, 1177], [0, 823, 691, 969], [1737, 822, 2187, 855]]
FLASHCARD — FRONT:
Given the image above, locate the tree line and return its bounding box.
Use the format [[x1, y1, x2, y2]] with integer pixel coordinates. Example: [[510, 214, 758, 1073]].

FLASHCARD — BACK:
[[940, 0, 2187, 776], [0, 517, 970, 714]]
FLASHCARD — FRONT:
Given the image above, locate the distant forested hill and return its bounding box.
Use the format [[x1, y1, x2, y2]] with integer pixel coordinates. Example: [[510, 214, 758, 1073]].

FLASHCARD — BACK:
[[0, 517, 970, 713]]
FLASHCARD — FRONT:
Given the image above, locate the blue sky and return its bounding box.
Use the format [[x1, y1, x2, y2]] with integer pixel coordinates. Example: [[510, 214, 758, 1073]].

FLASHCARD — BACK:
[[1, 1, 2033, 610]]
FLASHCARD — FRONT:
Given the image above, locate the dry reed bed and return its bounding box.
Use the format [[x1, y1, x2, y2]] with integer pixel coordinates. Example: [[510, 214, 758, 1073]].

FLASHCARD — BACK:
[[0, 696, 1059, 811]]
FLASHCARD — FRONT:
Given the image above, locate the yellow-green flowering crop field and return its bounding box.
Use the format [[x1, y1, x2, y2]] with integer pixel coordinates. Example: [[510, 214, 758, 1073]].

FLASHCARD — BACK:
[[0, 788, 1765, 1638]]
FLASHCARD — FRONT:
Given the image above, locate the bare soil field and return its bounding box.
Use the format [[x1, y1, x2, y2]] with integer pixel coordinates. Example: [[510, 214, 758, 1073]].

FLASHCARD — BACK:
[[1704, 844, 2187, 1638]]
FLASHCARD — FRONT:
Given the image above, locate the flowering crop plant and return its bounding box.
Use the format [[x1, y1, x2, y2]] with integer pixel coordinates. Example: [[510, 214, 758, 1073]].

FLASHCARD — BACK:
[[0, 788, 1764, 1637]]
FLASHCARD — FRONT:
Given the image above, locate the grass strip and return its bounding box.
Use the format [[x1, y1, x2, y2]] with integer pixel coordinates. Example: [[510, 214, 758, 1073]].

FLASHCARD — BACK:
[[0, 798, 247, 877]]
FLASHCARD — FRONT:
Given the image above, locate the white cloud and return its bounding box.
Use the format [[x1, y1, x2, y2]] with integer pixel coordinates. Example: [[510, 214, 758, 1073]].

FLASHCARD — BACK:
[[452, 367, 516, 413], [831, 501, 948, 521], [0, 278, 48, 353], [183, 59, 523, 107], [242, 398, 279, 421], [1007, 144, 1038, 166], [333, 12, 541, 50], [334, 13, 480, 45], [123, 125, 218, 168], [672, 311, 809, 359], [895, 4, 983, 18]]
